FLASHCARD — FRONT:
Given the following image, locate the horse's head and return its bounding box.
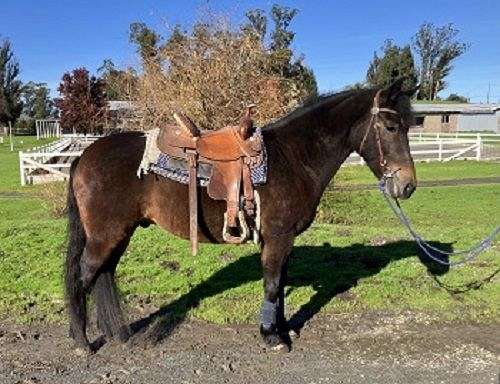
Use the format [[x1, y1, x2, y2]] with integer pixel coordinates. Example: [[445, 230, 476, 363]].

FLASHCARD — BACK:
[[355, 79, 417, 199]]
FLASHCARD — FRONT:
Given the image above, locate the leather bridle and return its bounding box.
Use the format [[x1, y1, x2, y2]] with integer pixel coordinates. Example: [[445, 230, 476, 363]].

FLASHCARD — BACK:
[[358, 90, 400, 170]]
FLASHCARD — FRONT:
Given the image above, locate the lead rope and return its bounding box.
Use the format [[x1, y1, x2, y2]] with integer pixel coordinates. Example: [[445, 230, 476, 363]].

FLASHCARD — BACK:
[[379, 175, 500, 266]]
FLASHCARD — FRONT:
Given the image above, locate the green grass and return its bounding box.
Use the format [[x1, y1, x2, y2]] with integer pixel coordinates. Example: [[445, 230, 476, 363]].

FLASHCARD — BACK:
[[335, 160, 500, 187], [0, 136, 56, 193], [0, 136, 499, 324]]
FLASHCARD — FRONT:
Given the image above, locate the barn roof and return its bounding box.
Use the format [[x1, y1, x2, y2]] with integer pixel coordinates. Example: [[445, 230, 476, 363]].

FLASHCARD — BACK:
[[412, 103, 500, 115]]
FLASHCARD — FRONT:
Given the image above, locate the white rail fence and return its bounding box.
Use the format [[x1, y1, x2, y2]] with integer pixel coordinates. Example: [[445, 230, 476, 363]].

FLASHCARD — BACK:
[[36, 119, 61, 139], [408, 132, 500, 142], [18, 133, 500, 186], [347, 135, 499, 164], [19, 135, 100, 185]]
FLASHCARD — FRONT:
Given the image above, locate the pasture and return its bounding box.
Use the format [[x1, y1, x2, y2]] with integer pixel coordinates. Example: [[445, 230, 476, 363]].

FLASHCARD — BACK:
[[0, 136, 499, 325]]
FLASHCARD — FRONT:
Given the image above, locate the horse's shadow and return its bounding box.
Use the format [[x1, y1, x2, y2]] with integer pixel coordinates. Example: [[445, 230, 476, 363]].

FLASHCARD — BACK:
[[121, 240, 451, 347]]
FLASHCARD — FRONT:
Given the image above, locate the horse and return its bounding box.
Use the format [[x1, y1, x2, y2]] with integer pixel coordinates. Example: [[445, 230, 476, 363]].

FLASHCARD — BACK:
[[65, 79, 417, 353]]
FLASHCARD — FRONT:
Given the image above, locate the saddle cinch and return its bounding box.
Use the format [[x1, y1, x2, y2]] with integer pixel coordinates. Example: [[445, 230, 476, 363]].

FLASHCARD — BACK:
[[157, 106, 264, 255]]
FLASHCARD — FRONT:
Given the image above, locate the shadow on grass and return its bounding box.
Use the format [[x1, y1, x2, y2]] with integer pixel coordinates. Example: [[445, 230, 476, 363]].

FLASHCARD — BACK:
[[128, 240, 451, 346]]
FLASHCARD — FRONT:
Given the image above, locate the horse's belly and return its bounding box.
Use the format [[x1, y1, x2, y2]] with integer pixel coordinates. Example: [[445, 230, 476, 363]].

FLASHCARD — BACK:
[[146, 176, 227, 243]]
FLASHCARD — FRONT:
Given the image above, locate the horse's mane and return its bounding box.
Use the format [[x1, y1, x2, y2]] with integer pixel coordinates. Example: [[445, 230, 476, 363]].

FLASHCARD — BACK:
[[263, 86, 414, 131], [263, 88, 364, 131]]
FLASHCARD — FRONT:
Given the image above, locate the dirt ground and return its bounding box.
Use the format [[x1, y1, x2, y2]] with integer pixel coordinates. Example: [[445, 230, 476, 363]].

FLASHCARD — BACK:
[[1, 311, 498, 384]]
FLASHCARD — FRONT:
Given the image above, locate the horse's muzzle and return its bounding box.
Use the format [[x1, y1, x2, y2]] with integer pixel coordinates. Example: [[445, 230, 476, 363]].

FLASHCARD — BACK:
[[384, 174, 416, 200]]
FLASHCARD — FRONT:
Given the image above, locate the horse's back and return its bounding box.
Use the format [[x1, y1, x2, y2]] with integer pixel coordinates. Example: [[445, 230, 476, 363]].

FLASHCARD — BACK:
[[72, 132, 149, 237]]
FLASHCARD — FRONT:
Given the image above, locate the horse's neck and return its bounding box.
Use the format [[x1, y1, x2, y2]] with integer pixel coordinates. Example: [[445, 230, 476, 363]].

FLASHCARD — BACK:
[[270, 94, 366, 195]]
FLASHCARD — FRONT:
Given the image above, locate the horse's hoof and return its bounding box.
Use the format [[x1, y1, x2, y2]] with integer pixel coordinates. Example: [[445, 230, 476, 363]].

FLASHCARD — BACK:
[[73, 346, 93, 357], [289, 329, 300, 339], [271, 342, 290, 352], [262, 332, 281, 348]]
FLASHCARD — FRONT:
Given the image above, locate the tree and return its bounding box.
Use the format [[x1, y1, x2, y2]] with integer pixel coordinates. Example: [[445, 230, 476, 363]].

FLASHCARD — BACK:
[[97, 59, 138, 100], [412, 23, 469, 100], [446, 93, 468, 103], [366, 40, 418, 92], [54, 68, 107, 134], [266, 5, 317, 98], [242, 9, 267, 42], [21, 81, 53, 120], [133, 7, 317, 130], [0, 39, 23, 125], [129, 22, 160, 62]]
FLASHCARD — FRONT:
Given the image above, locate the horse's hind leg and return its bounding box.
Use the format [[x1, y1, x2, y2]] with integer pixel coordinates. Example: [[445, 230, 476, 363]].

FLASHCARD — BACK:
[[80, 232, 131, 343]]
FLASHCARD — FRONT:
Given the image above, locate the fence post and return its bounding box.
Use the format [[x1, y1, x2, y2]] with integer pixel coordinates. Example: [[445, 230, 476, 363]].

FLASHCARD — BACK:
[[19, 152, 25, 186], [438, 140, 443, 161], [476, 134, 481, 161]]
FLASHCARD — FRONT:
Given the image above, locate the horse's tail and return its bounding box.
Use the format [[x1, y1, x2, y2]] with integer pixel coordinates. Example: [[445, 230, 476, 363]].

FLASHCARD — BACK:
[[65, 158, 88, 338]]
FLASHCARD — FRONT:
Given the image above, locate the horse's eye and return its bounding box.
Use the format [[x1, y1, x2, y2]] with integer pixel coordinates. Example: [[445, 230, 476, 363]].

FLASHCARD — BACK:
[[385, 124, 398, 132]]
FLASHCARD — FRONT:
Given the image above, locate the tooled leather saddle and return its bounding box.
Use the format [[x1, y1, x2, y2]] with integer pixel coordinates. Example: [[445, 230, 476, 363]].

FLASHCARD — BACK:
[[157, 106, 264, 255]]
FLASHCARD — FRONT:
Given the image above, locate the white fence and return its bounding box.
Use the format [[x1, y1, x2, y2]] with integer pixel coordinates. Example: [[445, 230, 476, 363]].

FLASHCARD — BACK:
[[346, 134, 500, 164], [36, 119, 61, 139], [408, 132, 500, 142], [19, 135, 100, 185]]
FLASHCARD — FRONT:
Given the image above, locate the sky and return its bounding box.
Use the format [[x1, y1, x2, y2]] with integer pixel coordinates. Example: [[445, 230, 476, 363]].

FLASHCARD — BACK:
[[1, 0, 499, 102]]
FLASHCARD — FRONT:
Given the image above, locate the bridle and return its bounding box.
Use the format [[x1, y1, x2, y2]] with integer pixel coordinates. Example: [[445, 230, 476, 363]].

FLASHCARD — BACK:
[[362, 90, 500, 266], [358, 89, 400, 171]]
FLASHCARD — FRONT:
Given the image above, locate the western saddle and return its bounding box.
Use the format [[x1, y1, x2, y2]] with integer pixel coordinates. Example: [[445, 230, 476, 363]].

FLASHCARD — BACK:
[[157, 106, 264, 255]]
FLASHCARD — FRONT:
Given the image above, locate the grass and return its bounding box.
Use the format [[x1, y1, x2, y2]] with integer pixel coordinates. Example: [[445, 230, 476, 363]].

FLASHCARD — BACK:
[[0, 136, 56, 193], [0, 136, 499, 325], [335, 161, 500, 187]]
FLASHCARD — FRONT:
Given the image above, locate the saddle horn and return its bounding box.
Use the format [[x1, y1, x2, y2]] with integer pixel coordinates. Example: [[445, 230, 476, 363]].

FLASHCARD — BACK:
[[239, 104, 256, 140]]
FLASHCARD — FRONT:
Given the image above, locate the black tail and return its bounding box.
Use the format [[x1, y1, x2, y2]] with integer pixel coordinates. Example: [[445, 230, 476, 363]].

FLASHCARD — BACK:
[[65, 158, 88, 343], [93, 267, 131, 342]]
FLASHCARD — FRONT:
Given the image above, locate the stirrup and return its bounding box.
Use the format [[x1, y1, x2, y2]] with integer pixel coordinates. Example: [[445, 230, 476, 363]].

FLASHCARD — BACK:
[[223, 211, 249, 244]]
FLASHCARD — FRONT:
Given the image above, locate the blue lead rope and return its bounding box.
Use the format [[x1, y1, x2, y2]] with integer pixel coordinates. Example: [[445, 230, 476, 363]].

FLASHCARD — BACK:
[[379, 177, 500, 267]]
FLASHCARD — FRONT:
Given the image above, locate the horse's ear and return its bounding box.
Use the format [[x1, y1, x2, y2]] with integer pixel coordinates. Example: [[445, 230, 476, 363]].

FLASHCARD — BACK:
[[173, 111, 200, 136], [381, 78, 406, 103], [404, 84, 419, 98]]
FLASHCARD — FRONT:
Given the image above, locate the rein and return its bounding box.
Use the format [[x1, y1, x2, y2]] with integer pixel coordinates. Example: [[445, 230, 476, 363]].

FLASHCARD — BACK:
[[362, 91, 500, 266], [379, 175, 500, 266]]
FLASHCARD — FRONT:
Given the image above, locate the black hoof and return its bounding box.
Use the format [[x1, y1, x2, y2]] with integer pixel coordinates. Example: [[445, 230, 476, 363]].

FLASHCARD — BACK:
[[260, 325, 291, 351]]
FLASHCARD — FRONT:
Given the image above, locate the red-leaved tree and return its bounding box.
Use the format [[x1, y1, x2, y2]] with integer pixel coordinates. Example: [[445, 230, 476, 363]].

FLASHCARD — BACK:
[[55, 68, 107, 134]]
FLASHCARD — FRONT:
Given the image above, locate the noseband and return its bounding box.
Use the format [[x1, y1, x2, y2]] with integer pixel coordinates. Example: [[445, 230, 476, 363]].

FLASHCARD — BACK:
[[358, 90, 400, 170]]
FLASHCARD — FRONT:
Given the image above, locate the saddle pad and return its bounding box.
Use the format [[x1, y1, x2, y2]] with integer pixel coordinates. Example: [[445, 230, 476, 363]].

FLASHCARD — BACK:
[[137, 128, 268, 186]]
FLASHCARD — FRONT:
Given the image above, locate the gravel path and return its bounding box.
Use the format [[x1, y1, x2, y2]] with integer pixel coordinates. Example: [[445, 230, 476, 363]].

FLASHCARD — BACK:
[[1, 312, 498, 384]]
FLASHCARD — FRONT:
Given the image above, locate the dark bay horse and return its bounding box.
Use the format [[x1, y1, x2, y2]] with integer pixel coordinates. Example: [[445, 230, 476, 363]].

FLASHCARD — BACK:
[[65, 80, 417, 353]]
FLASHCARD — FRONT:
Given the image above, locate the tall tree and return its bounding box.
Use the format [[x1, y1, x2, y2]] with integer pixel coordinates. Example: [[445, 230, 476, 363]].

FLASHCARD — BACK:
[[97, 59, 137, 100], [54, 68, 107, 134], [366, 40, 418, 92], [412, 23, 469, 100], [267, 5, 317, 97], [0, 39, 23, 125], [129, 22, 160, 62], [21, 81, 53, 120], [242, 9, 267, 42]]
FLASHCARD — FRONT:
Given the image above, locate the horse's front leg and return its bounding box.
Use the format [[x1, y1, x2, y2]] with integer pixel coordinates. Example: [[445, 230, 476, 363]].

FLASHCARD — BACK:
[[260, 232, 294, 349]]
